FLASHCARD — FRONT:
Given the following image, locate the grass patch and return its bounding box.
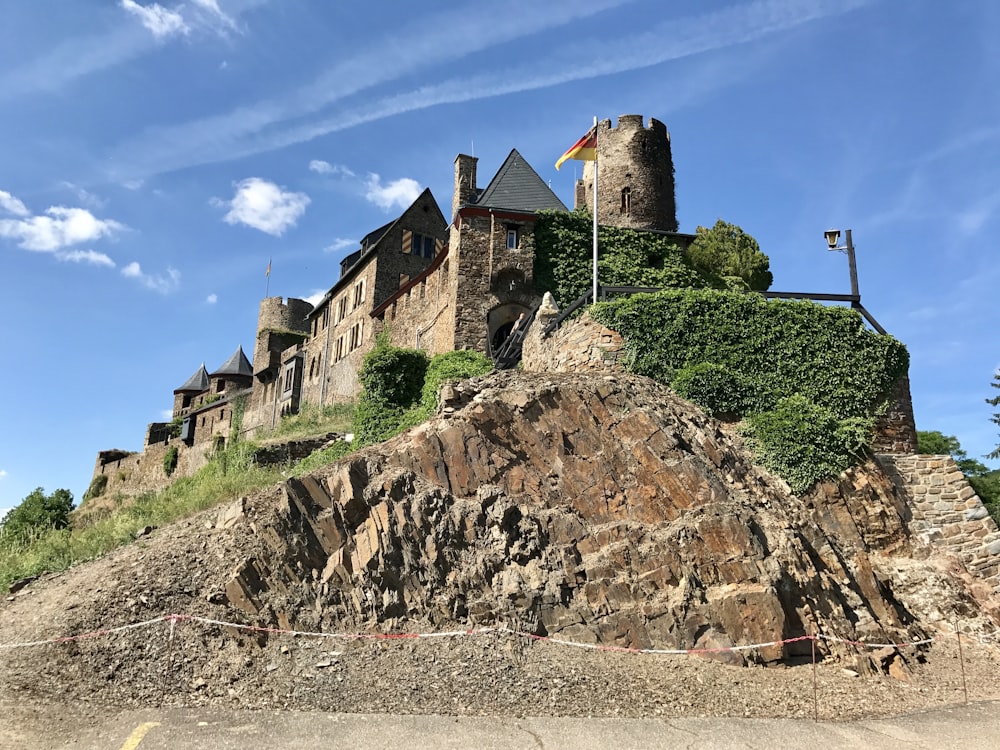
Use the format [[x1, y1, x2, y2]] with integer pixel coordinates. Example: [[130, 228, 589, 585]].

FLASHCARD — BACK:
[[259, 402, 354, 444], [0, 442, 283, 592]]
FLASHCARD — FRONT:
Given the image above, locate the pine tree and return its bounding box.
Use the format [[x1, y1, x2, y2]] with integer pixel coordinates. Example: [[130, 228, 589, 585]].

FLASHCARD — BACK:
[[989, 370, 1000, 460]]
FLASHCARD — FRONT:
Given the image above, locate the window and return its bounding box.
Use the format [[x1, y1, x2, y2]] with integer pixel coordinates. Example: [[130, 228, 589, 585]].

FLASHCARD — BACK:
[[337, 296, 348, 322], [282, 365, 294, 393], [399, 273, 410, 289], [349, 321, 363, 351], [216, 379, 225, 393], [404, 231, 436, 258], [506, 228, 518, 250], [334, 336, 345, 362], [182, 394, 192, 408], [322, 306, 330, 329], [352, 280, 365, 310], [620, 187, 631, 215]]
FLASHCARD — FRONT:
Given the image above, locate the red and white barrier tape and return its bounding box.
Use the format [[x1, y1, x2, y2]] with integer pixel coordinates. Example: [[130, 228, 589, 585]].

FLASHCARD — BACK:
[[0, 613, 993, 655]]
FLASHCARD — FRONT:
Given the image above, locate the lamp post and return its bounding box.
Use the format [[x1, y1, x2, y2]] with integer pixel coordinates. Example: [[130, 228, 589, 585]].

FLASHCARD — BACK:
[[823, 228, 859, 300]]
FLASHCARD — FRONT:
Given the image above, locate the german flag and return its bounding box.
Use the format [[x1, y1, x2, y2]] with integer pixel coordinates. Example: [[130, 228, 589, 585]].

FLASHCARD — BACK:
[[555, 127, 597, 170]]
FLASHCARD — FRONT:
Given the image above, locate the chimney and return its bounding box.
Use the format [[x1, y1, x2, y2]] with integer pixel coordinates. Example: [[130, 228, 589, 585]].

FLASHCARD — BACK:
[[453, 154, 478, 221]]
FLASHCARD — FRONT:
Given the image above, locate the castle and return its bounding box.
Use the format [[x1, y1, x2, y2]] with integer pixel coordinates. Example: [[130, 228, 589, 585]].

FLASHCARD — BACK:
[[91, 115, 687, 494]]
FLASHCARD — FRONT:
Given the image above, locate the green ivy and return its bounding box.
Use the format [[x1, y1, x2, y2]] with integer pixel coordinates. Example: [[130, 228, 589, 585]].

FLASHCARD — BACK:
[[533, 208, 714, 306], [741, 396, 873, 493], [591, 289, 908, 490], [163, 445, 179, 477], [670, 362, 753, 419]]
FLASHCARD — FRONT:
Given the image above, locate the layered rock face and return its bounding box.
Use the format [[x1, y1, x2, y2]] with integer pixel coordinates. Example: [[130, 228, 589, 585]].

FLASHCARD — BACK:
[[223, 371, 972, 664]]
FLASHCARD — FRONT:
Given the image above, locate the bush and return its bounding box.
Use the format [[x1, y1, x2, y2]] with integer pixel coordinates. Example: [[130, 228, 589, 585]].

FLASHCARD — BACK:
[[81, 474, 109, 504], [352, 335, 429, 445], [420, 350, 493, 411], [741, 395, 872, 492], [0, 488, 75, 547], [670, 362, 752, 419], [163, 445, 179, 477]]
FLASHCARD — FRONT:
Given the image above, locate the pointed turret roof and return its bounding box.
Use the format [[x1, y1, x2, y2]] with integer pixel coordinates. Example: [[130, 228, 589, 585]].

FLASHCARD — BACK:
[[210, 346, 253, 378], [174, 364, 209, 394], [474, 149, 567, 213]]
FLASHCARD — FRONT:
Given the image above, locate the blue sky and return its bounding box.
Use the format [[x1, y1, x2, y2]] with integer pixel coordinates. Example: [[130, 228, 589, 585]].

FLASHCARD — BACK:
[[1, 0, 998, 516]]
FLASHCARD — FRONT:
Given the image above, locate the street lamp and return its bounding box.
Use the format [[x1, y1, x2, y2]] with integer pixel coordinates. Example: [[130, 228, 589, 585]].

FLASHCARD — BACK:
[[823, 228, 859, 300]]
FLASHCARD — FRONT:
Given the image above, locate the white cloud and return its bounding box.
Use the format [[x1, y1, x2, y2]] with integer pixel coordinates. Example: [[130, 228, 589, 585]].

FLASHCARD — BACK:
[[324, 238, 356, 253], [121, 261, 181, 294], [120, 0, 189, 39], [364, 174, 421, 212], [0, 205, 125, 252], [159, 408, 174, 420], [309, 160, 355, 178], [303, 289, 326, 308], [218, 177, 310, 236], [206, 293, 218, 304], [0, 190, 29, 217], [56, 249, 116, 268], [190, 0, 239, 32], [0, 469, 6, 479], [59, 181, 106, 209]]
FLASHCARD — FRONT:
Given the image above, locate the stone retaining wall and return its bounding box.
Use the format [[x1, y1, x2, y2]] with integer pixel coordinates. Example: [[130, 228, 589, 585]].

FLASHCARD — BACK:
[[521, 311, 625, 374], [880, 454, 1000, 589]]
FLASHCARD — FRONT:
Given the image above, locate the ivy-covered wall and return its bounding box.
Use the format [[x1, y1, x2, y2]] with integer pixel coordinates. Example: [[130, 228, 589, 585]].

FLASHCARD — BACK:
[[588, 289, 911, 491], [533, 209, 710, 307]]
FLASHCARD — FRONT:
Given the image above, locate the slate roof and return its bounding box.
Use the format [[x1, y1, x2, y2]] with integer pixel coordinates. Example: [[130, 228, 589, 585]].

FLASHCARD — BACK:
[[474, 149, 567, 213], [174, 364, 209, 394], [340, 219, 395, 278], [210, 346, 253, 378]]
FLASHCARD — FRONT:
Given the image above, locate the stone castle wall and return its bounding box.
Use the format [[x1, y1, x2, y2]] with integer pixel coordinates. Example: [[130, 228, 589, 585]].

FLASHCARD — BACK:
[[871, 374, 918, 454], [89, 438, 209, 505], [521, 311, 625, 374], [882, 455, 1000, 589]]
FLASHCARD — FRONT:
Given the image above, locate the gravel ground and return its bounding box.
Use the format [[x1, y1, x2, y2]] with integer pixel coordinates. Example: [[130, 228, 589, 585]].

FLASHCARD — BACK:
[[2, 490, 1000, 724]]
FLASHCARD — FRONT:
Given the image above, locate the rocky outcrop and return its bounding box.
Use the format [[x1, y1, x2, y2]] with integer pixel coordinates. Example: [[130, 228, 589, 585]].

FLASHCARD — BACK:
[[220, 371, 996, 665]]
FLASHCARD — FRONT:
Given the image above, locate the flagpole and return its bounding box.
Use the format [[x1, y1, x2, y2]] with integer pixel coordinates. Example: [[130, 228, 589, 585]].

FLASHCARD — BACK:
[[592, 116, 599, 302], [265, 257, 271, 297]]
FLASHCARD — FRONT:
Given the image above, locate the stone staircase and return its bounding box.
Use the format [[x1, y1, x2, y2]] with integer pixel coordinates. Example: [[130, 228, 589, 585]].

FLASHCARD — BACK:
[[880, 454, 1000, 589]]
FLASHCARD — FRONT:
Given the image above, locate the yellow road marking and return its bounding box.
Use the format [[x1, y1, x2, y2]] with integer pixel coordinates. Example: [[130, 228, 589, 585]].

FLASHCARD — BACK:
[[118, 721, 161, 750]]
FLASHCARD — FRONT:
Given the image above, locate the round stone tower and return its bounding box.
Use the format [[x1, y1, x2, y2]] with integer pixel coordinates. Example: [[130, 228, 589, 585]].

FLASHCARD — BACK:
[[253, 296, 312, 373], [576, 114, 677, 232]]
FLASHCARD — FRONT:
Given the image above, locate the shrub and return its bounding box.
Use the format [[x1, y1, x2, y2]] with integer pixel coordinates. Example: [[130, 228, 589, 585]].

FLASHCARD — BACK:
[[0, 488, 75, 547], [670, 362, 752, 419], [81, 474, 109, 504], [741, 395, 872, 492], [163, 445, 179, 477], [420, 350, 493, 411], [352, 335, 429, 445]]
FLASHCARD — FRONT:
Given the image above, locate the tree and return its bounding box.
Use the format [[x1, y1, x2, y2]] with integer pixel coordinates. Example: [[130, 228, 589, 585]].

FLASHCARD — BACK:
[[686, 219, 773, 292], [917, 430, 999, 508], [0, 487, 75, 543], [988, 370, 1000, 460]]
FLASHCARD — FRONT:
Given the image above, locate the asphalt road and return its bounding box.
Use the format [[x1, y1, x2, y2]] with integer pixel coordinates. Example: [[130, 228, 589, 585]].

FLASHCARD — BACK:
[[6, 701, 1000, 749]]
